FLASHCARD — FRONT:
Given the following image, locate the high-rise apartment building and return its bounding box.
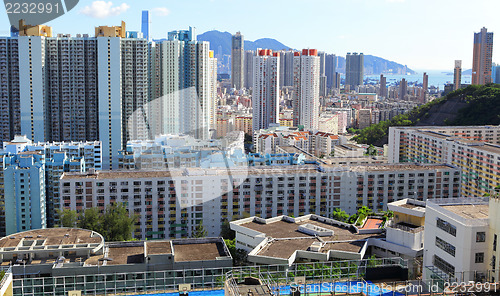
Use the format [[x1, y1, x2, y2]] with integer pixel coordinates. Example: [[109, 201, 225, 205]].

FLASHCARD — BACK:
[[152, 27, 216, 141], [379, 74, 387, 98], [3, 135, 102, 228], [319, 76, 327, 98], [454, 60, 462, 91], [0, 22, 150, 170], [472, 27, 494, 85], [325, 54, 336, 89], [231, 32, 244, 90], [252, 49, 280, 131], [45, 35, 98, 143], [60, 163, 461, 239], [318, 51, 326, 76], [3, 152, 46, 235], [282, 50, 295, 87], [388, 125, 500, 197], [345, 53, 364, 88], [243, 50, 254, 89], [399, 78, 407, 100], [421, 72, 428, 102], [293, 49, 320, 129]]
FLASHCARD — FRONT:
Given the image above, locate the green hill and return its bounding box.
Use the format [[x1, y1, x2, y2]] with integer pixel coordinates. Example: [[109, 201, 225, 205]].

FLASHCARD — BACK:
[[352, 84, 500, 146]]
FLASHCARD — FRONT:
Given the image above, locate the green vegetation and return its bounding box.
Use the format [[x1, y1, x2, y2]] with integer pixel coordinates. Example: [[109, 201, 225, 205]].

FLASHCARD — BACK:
[[58, 203, 138, 242], [224, 239, 247, 266], [332, 207, 389, 228], [57, 209, 78, 228], [352, 84, 500, 145], [348, 206, 374, 225], [366, 144, 378, 156], [244, 133, 253, 144], [331, 208, 349, 222], [367, 255, 383, 268], [193, 223, 208, 238], [219, 220, 235, 240], [0, 270, 5, 282]]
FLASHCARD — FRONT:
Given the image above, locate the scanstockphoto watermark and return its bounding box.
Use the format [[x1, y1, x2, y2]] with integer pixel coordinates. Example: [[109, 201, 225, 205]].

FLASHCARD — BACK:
[[290, 282, 498, 294], [4, 0, 79, 32]]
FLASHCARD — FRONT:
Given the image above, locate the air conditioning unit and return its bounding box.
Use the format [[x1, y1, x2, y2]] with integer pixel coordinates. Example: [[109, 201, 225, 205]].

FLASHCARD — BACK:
[[68, 291, 81, 296]]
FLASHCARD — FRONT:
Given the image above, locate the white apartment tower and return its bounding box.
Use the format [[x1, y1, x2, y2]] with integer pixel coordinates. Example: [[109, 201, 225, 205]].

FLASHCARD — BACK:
[[156, 27, 216, 140], [18, 36, 46, 143], [97, 37, 122, 170], [293, 49, 320, 129], [252, 49, 280, 131]]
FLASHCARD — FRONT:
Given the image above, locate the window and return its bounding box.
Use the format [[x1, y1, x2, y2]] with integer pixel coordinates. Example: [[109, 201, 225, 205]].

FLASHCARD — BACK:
[[433, 255, 455, 275], [476, 232, 486, 243], [475, 253, 484, 264], [436, 237, 455, 256], [436, 218, 457, 236]]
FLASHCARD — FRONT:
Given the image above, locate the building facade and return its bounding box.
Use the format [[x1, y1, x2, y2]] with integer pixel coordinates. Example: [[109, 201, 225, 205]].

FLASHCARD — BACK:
[[472, 27, 494, 85], [252, 50, 280, 131], [60, 163, 461, 240], [3, 152, 46, 235], [454, 60, 462, 91], [292, 49, 320, 130], [423, 199, 489, 282], [231, 32, 244, 90], [345, 53, 364, 88], [388, 126, 500, 197]]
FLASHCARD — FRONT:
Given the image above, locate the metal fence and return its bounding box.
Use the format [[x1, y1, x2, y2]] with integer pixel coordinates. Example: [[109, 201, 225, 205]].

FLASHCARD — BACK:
[[13, 257, 406, 296]]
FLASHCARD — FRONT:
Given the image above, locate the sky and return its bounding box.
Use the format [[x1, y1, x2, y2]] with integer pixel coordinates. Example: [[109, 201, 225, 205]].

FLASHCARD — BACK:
[[0, 0, 499, 71]]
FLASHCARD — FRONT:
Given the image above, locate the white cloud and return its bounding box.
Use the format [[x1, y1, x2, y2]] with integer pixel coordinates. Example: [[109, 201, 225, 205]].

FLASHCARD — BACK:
[[386, 0, 405, 2], [80, 1, 130, 19], [152, 7, 170, 17]]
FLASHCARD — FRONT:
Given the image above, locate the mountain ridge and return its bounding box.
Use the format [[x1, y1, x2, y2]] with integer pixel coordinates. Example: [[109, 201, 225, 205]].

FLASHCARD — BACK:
[[197, 30, 414, 75]]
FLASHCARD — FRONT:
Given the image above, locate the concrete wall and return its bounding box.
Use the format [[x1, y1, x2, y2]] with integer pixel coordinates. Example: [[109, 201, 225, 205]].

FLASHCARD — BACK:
[[386, 227, 424, 250]]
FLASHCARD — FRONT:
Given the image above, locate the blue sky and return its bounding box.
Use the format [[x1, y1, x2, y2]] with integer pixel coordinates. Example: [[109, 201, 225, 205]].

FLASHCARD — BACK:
[[1, 0, 499, 70]]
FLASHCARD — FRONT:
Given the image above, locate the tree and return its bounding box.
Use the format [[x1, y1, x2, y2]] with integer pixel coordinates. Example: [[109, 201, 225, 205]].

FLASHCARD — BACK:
[[331, 208, 349, 222], [367, 145, 378, 156], [57, 209, 78, 227], [244, 133, 253, 144], [330, 150, 335, 157], [220, 220, 235, 240], [193, 222, 207, 238], [78, 207, 102, 233], [77, 203, 137, 242], [101, 203, 138, 241], [224, 239, 247, 266]]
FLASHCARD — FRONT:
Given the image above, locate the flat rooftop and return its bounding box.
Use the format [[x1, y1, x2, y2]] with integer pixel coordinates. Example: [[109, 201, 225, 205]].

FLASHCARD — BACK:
[[146, 241, 172, 255], [242, 219, 374, 241], [173, 242, 227, 262], [0, 228, 102, 249], [442, 204, 489, 220], [360, 218, 383, 230], [348, 163, 455, 172], [61, 162, 457, 181], [257, 238, 367, 259], [276, 145, 317, 161], [106, 246, 144, 265], [242, 216, 381, 259]]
